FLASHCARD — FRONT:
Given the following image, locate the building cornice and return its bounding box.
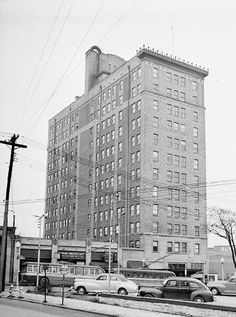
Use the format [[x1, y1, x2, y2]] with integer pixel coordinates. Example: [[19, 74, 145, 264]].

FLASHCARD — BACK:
[[136, 46, 209, 78]]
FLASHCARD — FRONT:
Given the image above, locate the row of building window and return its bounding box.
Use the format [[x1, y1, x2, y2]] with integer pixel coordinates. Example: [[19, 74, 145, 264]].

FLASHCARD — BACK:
[[152, 240, 200, 254]]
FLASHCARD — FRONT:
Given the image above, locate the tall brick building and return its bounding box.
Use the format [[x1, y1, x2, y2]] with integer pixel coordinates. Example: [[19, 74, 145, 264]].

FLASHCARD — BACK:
[[45, 45, 208, 273]]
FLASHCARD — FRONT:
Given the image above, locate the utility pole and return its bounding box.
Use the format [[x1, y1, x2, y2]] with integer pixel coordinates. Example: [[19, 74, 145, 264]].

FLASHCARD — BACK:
[[0, 134, 27, 292]]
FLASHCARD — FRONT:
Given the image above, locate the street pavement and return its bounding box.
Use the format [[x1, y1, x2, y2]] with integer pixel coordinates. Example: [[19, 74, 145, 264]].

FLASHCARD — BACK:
[[0, 288, 183, 317]]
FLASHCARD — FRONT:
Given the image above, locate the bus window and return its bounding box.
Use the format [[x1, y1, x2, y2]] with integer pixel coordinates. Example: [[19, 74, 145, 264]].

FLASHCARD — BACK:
[[75, 267, 83, 275], [89, 268, 95, 275], [69, 267, 75, 275], [52, 266, 58, 273], [84, 268, 89, 275]]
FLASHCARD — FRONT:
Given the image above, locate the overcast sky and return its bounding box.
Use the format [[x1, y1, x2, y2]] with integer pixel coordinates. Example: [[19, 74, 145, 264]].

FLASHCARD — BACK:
[[0, 0, 236, 247]]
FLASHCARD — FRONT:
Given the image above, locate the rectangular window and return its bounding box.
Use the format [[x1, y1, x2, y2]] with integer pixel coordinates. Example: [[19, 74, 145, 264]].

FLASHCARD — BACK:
[[153, 186, 158, 197], [180, 77, 185, 87], [137, 83, 141, 94], [193, 143, 199, 154], [192, 96, 197, 104], [153, 133, 158, 145], [167, 205, 173, 217], [153, 116, 159, 128], [181, 140, 186, 151], [173, 155, 179, 166], [153, 67, 158, 78], [180, 92, 185, 101], [194, 209, 200, 220], [137, 67, 141, 78], [167, 153, 172, 165], [166, 72, 172, 82], [173, 106, 179, 117], [166, 88, 171, 97], [153, 150, 159, 162], [152, 222, 158, 233], [181, 108, 186, 119], [173, 74, 178, 84], [153, 168, 159, 180], [173, 189, 180, 201], [167, 242, 173, 253], [180, 124, 186, 134], [137, 133, 141, 144], [153, 204, 159, 216], [132, 87, 136, 98], [167, 120, 172, 131], [194, 192, 199, 203], [180, 225, 187, 237], [194, 159, 199, 170], [181, 156, 186, 167], [193, 111, 198, 122], [167, 137, 172, 148], [174, 242, 180, 253], [174, 206, 180, 218], [182, 242, 187, 254], [132, 71, 136, 81], [167, 223, 173, 234], [167, 104, 172, 115], [194, 243, 200, 254], [153, 100, 159, 111], [175, 224, 180, 235], [181, 173, 186, 184], [173, 138, 179, 150], [173, 122, 179, 132], [173, 172, 179, 183], [167, 170, 172, 182], [195, 226, 200, 237], [193, 127, 198, 137], [181, 207, 187, 219], [153, 241, 158, 252], [173, 90, 178, 99]]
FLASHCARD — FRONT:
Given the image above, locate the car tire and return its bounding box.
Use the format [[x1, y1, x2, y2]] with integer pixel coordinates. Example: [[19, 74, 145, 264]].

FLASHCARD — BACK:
[[118, 288, 128, 295], [143, 293, 154, 298], [77, 286, 86, 295], [211, 287, 220, 296], [39, 277, 50, 288], [193, 296, 205, 303]]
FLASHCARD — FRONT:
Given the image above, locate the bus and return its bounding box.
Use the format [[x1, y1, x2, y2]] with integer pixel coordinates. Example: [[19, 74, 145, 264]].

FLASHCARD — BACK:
[[113, 268, 176, 288], [20, 262, 105, 287]]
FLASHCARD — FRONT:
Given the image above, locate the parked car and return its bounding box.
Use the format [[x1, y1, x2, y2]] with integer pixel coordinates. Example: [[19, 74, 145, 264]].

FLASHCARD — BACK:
[[207, 276, 236, 295], [73, 273, 138, 295], [139, 277, 214, 303]]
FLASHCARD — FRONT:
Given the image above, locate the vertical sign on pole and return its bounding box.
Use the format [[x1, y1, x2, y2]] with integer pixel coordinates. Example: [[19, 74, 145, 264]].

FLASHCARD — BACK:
[[60, 264, 69, 305]]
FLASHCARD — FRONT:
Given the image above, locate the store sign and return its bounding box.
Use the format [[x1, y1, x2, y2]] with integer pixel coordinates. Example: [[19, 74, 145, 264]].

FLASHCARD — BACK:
[[60, 251, 85, 260]]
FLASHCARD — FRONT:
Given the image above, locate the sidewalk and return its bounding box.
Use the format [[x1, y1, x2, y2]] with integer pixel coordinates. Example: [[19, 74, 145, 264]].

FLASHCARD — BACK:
[[0, 289, 181, 317]]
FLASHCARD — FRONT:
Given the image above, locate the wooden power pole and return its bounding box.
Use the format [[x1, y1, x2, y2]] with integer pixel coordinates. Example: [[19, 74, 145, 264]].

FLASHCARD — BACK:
[[0, 134, 27, 292]]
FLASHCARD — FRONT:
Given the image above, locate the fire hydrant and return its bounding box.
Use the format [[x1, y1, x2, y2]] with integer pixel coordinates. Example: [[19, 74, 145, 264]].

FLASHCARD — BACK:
[[18, 287, 24, 299], [8, 284, 14, 297]]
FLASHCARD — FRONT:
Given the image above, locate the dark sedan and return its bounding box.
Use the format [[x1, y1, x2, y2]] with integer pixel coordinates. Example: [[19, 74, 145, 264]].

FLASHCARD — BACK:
[[139, 277, 214, 303]]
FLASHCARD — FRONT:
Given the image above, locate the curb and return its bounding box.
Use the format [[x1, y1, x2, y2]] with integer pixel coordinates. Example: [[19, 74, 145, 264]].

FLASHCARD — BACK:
[[0, 294, 122, 317]]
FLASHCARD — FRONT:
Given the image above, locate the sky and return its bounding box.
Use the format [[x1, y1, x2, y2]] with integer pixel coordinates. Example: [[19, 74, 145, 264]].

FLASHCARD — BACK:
[[0, 0, 236, 247]]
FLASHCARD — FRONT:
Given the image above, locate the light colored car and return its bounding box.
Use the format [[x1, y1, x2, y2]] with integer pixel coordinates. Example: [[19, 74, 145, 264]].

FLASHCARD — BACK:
[[207, 276, 236, 295], [73, 273, 138, 295], [139, 277, 214, 303]]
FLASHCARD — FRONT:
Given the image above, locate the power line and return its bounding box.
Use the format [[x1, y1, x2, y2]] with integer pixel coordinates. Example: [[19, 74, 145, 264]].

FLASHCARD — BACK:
[[13, 0, 65, 132], [22, 0, 106, 137], [19, 0, 76, 135]]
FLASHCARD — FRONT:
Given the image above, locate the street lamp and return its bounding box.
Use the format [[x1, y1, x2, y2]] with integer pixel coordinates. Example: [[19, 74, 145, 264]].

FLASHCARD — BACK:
[[220, 257, 225, 281], [35, 214, 47, 288], [15, 241, 21, 290]]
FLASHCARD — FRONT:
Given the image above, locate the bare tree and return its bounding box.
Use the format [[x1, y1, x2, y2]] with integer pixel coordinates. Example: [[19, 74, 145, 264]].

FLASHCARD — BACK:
[[208, 207, 236, 269]]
